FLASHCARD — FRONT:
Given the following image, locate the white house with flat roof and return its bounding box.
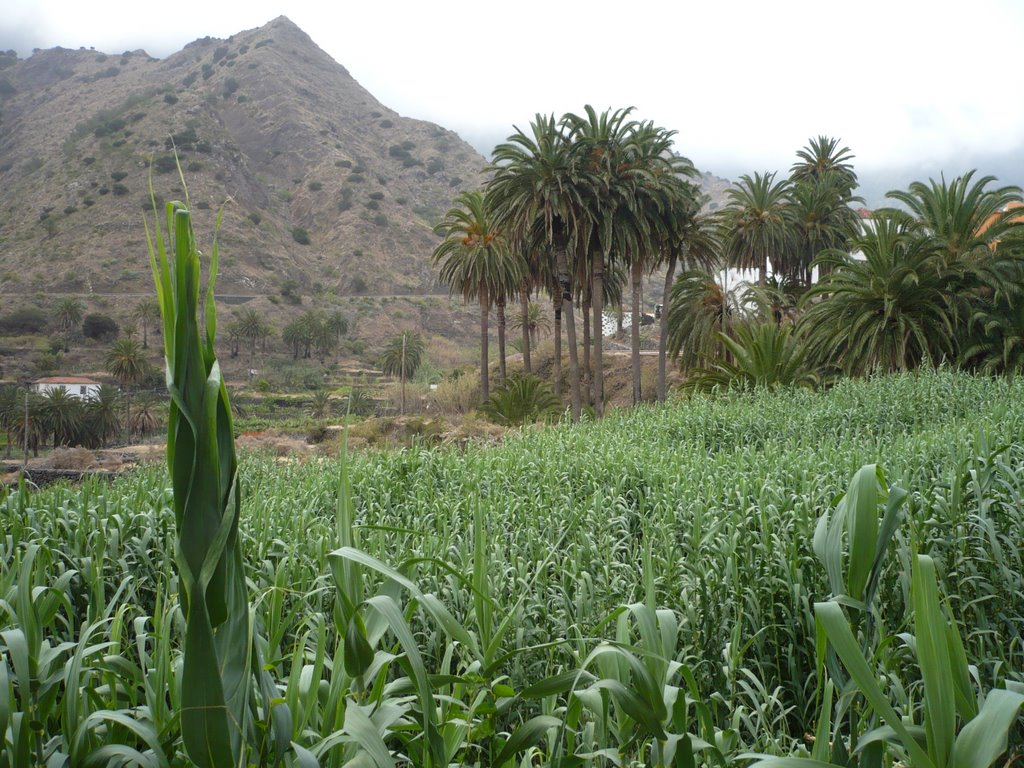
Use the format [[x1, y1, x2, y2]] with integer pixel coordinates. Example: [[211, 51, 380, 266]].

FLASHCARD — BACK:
[[32, 376, 102, 400]]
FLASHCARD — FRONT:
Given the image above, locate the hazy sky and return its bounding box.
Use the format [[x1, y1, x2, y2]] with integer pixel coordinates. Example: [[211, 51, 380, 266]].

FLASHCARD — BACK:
[[4, 0, 1024, 184]]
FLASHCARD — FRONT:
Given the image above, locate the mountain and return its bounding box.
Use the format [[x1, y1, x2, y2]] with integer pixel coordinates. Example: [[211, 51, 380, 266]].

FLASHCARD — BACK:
[[0, 17, 489, 297]]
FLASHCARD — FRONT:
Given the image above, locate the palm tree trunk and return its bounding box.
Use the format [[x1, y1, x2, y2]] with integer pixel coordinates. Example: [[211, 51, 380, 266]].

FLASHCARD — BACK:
[[657, 251, 677, 403], [400, 333, 406, 415], [496, 297, 507, 386], [581, 295, 591, 406], [556, 247, 581, 421], [520, 285, 532, 374], [592, 255, 605, 418], [617, 300, 624, 337], [553, 305, 562, 396], [631, 257, 643, 405], [479, 284, 490, 401]]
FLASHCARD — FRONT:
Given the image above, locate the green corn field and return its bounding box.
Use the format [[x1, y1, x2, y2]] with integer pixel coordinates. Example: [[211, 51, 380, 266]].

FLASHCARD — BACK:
[[2, 195, 1023, 767], [3, 367, 1023, 765]]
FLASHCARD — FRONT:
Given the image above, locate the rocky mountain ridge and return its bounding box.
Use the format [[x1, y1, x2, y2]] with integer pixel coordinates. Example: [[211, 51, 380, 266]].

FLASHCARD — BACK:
[[0, 17, 489, 298]]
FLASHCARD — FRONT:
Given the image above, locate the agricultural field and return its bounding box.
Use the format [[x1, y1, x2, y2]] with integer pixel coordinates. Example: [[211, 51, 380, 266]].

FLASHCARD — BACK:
[[2, 369, 1023, 765]]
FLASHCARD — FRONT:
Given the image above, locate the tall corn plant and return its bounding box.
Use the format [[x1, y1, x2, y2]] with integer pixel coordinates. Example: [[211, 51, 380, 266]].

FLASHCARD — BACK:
[[146, 193, 251, 767]]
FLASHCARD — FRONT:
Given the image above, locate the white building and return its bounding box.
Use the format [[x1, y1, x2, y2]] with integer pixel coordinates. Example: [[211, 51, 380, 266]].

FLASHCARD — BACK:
[[32, 376, 102, 400]]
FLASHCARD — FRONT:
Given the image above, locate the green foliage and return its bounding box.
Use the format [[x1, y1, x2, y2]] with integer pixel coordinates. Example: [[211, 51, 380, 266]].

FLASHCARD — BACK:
[[146, 193, 265, 766], [801, 212, 955, 374], [479, 373, 562, 426], [684, 321, 818, 392], [379, 331, 425, 379], [279, 278, 302, 304], [291, 226, 310, 245], [104, 337, 149, 387], [82, 312, 118, 341], [0, 306, 48, 334], [3, 371, 1024, 765], [150, 155, 178, 174]]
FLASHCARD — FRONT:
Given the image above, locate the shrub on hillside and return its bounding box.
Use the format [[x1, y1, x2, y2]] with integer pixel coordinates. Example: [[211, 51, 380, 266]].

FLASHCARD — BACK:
[[291, 227, 310, 245], [82, 313, 119, 341], [0, 306, 48, 334]]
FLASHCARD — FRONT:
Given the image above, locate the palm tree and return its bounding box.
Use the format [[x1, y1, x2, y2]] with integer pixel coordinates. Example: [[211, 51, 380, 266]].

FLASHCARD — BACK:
[[308, 390, 332, 421], [790, 136, 858, 193], [962, 294, 1024, 374], [11, 392, 44, 459], [84, 384, 122, 447], [105, 337, 150, 443], [236, 307, 273, 368], [105, 337, 149, 388], [38, 387, 84, 448], [719, 172, 793, 286], [785, 172, 862, 286], [800, 212, 955, 375], [380, 331, 425, 414], [432, 189, 521, 399], [132, 298, 161, 349], [0, 384, 20, 458], [489, 115, 586, 421], [886, 171, 1021, 265], [667, 269, 744, 370], [684, 321, 818, 392], [562, 106, 641, 414], [656, 201, 720, 401], [53, 297, 83, 352]]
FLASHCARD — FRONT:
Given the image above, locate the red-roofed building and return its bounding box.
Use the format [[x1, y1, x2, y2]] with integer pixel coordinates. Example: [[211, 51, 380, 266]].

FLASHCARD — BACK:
[[32, 376, 102, 399]]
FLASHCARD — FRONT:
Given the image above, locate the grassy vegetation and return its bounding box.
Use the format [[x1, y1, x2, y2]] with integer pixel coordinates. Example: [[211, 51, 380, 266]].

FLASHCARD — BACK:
[[2, 369, 1023, 763]]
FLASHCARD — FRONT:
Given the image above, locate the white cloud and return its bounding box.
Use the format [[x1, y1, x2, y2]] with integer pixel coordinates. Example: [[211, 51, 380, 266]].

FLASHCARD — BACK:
[[3, 0, 1024, 176]]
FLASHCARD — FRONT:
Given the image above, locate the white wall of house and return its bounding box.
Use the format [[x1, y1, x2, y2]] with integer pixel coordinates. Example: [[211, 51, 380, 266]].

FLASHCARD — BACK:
[[32, 381, 101, 400]]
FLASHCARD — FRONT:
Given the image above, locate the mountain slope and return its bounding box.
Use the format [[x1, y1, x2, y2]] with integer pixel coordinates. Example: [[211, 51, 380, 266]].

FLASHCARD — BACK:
[[0, 17, 488, 297]]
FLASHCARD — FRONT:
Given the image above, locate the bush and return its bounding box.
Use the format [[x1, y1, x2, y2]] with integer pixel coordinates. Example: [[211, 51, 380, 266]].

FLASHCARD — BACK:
[[427, 372, 481, 415], [111, 183, 129, 196], [280, 279, 302, 305], [163, 93, 178, 105], [291, 227, 310, 245], [479, 374, 562, 426], [82, 313, 119, 341], [350, 275, 368, 293], [150, 155, 177, 174], [0, 306, 48, 334], [222, 77, 239, 97], [111, 171, 128, 182], [308, 181, 322, 192]]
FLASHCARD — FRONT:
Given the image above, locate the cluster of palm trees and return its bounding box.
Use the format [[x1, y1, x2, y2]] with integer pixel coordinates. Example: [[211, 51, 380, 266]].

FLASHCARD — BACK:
[[0, 383, 161, 456], [433, 107, 707, 421], [434, 122, 1024, 409], [674, 167, 1024, 388], [0, 332, 164, 456], [281, 310, 348, 362]]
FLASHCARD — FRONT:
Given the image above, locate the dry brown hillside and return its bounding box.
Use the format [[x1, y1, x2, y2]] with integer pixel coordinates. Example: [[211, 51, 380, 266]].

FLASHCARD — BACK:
[[0, 16, 488, 298]]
